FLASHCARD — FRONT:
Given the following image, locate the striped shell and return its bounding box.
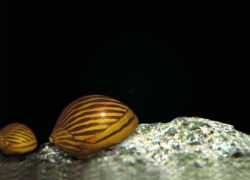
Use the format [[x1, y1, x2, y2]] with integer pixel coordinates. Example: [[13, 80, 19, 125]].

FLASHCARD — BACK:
[[0, 123, 37, 155], [49, 94, 139, 159]]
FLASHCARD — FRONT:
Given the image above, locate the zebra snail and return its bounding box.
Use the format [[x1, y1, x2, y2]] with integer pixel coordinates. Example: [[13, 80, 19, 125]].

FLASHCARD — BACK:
[[49, 94, 139, 159], [0, 122, 37, 154]]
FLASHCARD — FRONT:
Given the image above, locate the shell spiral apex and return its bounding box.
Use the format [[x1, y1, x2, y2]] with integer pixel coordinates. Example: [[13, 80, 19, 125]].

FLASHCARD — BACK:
[[49, 94, 139, 159], [0, 122, 37, 155]]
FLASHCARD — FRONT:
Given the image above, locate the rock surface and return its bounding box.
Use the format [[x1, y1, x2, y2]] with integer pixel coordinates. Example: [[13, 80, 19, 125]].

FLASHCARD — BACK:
[[0, 117, 250, 180]]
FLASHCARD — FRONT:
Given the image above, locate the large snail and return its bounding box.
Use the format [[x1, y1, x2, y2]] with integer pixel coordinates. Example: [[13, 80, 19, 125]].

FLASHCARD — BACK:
[[49, 94, 139, 159], [0, 122, 37, 154]]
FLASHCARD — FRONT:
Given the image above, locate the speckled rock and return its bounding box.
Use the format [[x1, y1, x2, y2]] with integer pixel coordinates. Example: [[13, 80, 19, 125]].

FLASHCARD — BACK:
[[0, 117, 250, 180]]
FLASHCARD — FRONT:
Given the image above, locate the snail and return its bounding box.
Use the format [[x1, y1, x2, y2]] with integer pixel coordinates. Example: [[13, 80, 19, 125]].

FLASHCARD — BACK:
[[49, 94, 139, 159], [0, 122, 37, 154]]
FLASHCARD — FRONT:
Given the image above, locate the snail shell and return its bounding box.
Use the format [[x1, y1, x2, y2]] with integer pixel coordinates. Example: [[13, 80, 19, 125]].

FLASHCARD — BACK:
[[49, 94, 139, 159], [0, 122, 37, 154]]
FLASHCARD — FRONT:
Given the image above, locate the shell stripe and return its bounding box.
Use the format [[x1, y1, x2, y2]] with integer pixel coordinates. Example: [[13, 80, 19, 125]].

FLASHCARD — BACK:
[[58, 98, 128, 128], [54, 114, 136, 154], [59, 102, 127, 127], [59, 96, 127, 119], [8, 141, 37, 149], [4, 131, 34, 140], [51, 129, 82, 153], [2, 129, 35, 141], [66, 110, 135, 140], [64, 115, 123, 131], [70, 123, 109, 133], [0, 133, 5, 149], [63, 109, 125, 125], [95, 116, 136, 144], [65, 118, 118, 130], [57, 142, 80, 152], [60, 96, 126, 115], [62, 107, 129, 138]]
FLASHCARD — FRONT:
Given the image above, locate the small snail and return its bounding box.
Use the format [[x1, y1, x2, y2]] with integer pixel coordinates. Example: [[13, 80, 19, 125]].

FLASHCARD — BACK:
[[49, 94, 139, 159], [0, 122, 37, 154]]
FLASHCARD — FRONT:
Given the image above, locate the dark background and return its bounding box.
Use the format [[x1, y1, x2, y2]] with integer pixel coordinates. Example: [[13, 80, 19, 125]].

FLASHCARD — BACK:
[[2, 2, 249, 145]]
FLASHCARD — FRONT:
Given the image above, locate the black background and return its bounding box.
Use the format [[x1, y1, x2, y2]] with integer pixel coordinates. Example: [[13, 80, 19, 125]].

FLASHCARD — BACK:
[[2, 2, 250, 145]]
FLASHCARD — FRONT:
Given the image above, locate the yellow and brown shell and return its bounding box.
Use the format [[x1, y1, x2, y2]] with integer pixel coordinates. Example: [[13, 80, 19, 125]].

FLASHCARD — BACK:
[[49, 94, 139, 159], [0, 122, 37, 154]]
